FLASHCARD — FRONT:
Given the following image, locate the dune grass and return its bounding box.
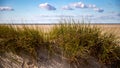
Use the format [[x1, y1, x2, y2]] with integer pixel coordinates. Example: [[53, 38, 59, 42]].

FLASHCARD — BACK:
[[49, 23, 120, 67], [0, 25, 45, 59], [0, 20, 120, 68]]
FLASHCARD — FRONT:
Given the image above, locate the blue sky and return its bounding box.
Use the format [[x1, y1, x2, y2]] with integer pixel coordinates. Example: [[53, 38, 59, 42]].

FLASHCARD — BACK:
[[0, 0, 120, 24]]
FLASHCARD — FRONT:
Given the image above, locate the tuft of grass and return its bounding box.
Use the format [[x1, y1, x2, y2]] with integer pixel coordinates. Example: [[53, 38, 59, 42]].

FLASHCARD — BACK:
[[0, 25, 19, 53], [0, 25, 45, 59], [49, 20, 120, 67], [49, 23, 101, 61]]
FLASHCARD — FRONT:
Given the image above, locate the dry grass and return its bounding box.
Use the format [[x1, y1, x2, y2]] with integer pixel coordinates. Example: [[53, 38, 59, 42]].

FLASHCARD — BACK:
[[10, 24, 120, 46], [10, 24, 120, 36]]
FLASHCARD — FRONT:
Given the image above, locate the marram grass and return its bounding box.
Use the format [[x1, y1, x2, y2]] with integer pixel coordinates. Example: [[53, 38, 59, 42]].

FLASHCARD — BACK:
[[0, 25, 45, 59], [0, 21, 120, 68]]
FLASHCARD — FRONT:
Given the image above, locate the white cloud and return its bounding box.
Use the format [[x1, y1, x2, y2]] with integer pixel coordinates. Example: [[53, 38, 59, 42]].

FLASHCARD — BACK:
[[71, 2, 97, 9], [71, 2, 82, 7], [93, 8, 104, 12], [62, 6, 74, 10], [70, 2, 104, 13], [39, 3, 56, 10], [0, 6, 14, 11], [88, 4, 96, 8], [71, 2, 88, 8], [80, 4, 88, 8]]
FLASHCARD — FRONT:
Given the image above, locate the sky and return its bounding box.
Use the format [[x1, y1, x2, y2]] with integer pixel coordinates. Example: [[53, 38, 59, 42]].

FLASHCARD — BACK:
[[0, 0, 120, 24]]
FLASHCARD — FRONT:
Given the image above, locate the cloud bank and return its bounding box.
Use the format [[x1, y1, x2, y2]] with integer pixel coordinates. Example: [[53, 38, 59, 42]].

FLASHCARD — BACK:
[[38, 2, 104, 13], [0, 6, 14, 11], [39, 3, 56, 10]]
